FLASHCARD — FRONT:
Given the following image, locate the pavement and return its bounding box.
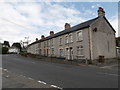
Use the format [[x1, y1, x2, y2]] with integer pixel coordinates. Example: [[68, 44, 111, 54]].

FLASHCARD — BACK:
[[2, 54, 119, 88]]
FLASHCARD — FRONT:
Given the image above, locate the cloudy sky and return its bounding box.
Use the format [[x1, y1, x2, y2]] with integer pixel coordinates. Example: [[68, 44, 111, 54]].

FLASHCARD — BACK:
[[0, 0, 118, 46]]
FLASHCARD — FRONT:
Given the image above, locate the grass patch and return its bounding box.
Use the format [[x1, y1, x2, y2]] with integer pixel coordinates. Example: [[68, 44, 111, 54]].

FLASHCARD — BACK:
[[20, 52, 27, 57]]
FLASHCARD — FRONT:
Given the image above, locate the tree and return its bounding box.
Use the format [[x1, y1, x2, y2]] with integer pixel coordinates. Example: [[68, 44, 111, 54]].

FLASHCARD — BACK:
[[116, 37, 120, 47], [12, 43, 22, 51], [2, 47, 8, 54], [3, 41, 10, 47]]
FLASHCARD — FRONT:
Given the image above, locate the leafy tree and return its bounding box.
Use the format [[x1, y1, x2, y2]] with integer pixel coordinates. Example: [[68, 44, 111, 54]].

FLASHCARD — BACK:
[[3, 41, 10, 47], [12, 43, 22, 51], [2, 47, 8, 54], [116, 37, 120, 47]]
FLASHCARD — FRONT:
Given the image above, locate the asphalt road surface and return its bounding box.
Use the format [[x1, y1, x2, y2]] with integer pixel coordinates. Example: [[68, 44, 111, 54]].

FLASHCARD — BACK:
[[2, 54, 118, 88]]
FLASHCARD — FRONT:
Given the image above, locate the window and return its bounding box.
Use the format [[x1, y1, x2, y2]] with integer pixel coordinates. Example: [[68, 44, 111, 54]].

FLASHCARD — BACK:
[[77, 31, 83, 41], [60, 49, 64, 57], [77, 46, 84, 56], [65, 36, 69, 44], [60, 38, 62, 45], [51, 39, 54, 46], [39, 43, 41, 48], [47, 40, 49, 47], [44, 42, 46, 48], [52, 48, 54, 55], [49, 40, 50, 46], [39, 49, 41, 55], [108, 41, 109, 52], [69, 34, 73, 43], [44, 49, 46, 56]]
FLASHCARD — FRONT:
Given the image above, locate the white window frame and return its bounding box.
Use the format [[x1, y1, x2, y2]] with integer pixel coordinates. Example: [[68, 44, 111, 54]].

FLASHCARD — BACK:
[[51, 48, 54, 55], [60, 49, 64, 57], [76, 31, 83, 41], [51, 39, 54, 46], [65, 35, 69, 44], [77, 46, 84, 56], [60, 37, 62, 45], [69, 34, 73, 43]]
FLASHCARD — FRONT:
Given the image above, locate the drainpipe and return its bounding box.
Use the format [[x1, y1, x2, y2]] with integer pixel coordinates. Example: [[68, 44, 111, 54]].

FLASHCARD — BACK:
[[88, 27, 92, 63]]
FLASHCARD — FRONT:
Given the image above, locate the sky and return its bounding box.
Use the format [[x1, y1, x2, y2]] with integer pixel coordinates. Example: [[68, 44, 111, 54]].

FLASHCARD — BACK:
[[0, 0, 119, 46]]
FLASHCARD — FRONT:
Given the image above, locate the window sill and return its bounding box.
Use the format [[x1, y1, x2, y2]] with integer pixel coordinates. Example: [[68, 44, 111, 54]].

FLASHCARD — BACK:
[[69, 42, 73, 44], [65, 43, 69, 45], [77, 40, 83, 42], [76, 55, 84, 57]]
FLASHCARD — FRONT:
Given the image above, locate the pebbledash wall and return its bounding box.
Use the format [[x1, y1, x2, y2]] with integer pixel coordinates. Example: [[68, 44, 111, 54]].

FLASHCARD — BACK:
[[27, 7, 116, 63]]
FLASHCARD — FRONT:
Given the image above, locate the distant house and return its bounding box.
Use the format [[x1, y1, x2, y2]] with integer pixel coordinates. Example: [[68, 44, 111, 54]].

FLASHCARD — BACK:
[[117, 47, 120, 59], [27, 7, 116, 63], [8, 46, 20, 54]]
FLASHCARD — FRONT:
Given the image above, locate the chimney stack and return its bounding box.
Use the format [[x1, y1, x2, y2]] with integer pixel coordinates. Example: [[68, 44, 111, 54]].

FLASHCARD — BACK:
[[50, 31, 54, 36], [65, 23, 71, 29], [98, 7, 105, 17], [41, 35, 45, 39], [36, 38, 38, 41]]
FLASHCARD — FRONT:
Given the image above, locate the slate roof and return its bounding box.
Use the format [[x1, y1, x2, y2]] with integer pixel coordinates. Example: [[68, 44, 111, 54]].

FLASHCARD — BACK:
[[27, 16, 115, 47]]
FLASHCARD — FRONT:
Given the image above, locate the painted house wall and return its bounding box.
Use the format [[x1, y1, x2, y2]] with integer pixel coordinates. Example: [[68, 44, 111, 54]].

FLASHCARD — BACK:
[[27, 28, 91, 60], [27, 17, 116, 61], [8, 47, 20, 53], [91, 17, 116, 60]]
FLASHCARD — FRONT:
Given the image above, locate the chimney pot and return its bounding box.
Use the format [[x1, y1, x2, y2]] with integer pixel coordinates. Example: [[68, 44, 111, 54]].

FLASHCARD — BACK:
[[41, 35, 45, 39], [36, 38, 38, 41], [50, 31, 54, 36], [98, 7, 105, 17], [65, 23, 71, 29]]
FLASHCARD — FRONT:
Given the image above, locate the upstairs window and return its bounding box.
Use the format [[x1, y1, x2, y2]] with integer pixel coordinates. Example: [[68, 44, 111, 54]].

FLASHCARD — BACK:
[[77, 31, 83, 41], [69, 34, 73, 43], [44, 42, 46, 48], [51, 39, 54, 46], [65, 36, 69, 44], [39, 43, 41, 48], [47, 40, 49, 47], [60, 38, 62, 45]]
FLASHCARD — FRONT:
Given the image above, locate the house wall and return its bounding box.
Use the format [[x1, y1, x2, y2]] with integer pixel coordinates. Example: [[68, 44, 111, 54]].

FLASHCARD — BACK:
[[27, 17, 116, 61], [27, 28, 91, 60], [91, 17, 116, 60]]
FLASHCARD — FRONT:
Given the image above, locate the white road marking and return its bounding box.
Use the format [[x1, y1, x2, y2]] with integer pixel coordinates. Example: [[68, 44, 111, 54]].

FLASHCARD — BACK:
[[28, 77, 34, 80], [51, 85, 62, 89], [6, 75, 9, 78], [23, 76, 26, 77], [97, 72, 120, 76], [0, 67, 2, 70], [32, 62, 35, 64], [100, 64, 118, 68], [3, 69, 8, 71], [38, 80, 47, 84]]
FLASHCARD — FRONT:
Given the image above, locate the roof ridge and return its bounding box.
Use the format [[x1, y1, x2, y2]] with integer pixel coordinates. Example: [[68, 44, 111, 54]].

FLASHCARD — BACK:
[[28, 17, 99, 47]]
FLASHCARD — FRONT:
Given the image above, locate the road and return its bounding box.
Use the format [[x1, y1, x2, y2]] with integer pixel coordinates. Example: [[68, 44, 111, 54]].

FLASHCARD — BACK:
[[2, 54, 118, 88]]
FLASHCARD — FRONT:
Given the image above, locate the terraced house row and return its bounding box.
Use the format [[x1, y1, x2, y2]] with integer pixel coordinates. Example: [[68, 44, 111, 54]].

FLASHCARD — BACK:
[[27, 7, 116, 63]]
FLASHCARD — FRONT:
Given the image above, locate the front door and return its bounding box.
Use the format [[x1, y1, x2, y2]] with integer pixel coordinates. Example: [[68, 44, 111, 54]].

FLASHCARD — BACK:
[[70, 47, 73, 60], [47, 49, 48, 56], [66, 48, 69, 60]]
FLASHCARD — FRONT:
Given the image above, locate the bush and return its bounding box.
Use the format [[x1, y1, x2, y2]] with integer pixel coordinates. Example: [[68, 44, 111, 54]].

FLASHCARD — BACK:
[[20, 52, 27, 57], [2, 47, 8, 54]]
